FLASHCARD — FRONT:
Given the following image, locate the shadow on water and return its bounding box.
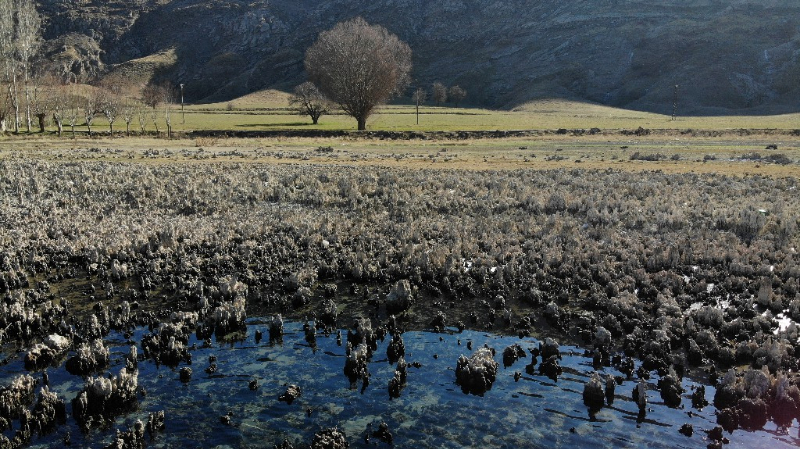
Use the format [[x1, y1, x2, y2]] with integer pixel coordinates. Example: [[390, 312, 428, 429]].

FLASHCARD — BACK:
[[0, 320, 798, 448]]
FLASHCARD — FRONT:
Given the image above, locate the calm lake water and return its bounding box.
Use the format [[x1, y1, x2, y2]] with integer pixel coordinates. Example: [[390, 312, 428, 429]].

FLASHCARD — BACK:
[[3, 319, 798, 448]]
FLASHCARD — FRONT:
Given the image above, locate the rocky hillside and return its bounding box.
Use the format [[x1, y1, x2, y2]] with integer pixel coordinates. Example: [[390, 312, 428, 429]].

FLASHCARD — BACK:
[[38, 0, 800, 114]]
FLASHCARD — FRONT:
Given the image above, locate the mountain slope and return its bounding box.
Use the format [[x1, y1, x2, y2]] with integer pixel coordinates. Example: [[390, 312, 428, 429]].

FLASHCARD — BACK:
[[38, 0, 800, 114]]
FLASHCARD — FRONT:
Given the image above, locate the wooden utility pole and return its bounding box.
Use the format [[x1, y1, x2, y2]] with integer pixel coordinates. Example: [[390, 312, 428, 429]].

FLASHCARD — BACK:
[[672, 84, 679, 121]]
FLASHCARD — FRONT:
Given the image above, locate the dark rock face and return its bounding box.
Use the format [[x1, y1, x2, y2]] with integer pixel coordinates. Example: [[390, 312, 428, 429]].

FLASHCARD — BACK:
[[40, 0, 800, 113], [31, 386, 67, 434], [455, 347, 498, 395]]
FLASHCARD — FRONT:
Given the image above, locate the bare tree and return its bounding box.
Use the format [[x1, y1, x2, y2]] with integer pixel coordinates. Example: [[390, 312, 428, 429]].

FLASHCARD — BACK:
[[97, 80, 122, 135], [16, 0, 41, 132], [0, 0, 18, 132], [0, 78, 12, 131], [305, 17, 411, 130], [28, 74, 49, 132], [50, 84, 66, 137], [289, 81, 328, 125], [137, 104, 147, 133], [431, 82, 447, 106], [142, 81, 167, 134], [66, 90, 80, 138], [83, 90, 99, 136], [448, 85, 466, 107], [121, 96, 137, 136], [411, 87, 427, 104], [149, 105, 159, 134], [141, 81, 164, 110]]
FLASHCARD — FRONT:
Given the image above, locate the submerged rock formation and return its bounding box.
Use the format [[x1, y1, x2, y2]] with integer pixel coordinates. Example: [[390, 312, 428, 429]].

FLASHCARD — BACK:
[[279, 385, 302, 405], [311, 427, 348, 449], [455, 347, 498, 395], [344, 343, 370, 392], [24, 334, 70, 371], [72, 367, 139, 429], [65, 339, 110, 375], [502, 344, 526, 368], [583, 372, 605, 413]]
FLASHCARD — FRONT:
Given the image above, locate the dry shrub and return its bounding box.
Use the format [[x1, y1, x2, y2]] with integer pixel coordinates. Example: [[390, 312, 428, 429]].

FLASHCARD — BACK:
[[195, 136, 219, 147]]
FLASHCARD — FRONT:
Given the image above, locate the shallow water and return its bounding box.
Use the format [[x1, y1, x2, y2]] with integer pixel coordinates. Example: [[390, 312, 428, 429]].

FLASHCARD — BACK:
[[3, 320, 799, 448]]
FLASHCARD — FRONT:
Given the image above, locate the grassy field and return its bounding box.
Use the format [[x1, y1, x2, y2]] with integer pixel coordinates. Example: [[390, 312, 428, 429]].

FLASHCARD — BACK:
[[180, 90, 800, 132], [2, 90, 800, 177]]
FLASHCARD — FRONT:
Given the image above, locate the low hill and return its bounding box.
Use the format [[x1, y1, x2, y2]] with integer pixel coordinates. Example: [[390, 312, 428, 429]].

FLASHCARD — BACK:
[[38, 0, 800, 114]]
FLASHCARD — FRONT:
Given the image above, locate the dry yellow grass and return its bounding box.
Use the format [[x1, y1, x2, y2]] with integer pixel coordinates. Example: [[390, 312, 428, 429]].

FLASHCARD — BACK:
[[2, 131, 799, 178]]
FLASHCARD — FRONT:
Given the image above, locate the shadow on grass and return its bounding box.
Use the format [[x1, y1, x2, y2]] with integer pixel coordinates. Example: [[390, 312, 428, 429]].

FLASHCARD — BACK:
[[235, 122, 315, 128]]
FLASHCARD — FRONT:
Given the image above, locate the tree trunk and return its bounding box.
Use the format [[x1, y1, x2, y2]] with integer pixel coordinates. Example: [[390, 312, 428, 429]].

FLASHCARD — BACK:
[[55, 118, 62, 137], [25, 93, 31, 132], [37, 113, 44, 132], [357, 117, 366, 131], [312, 116, 319, 125], [11, 81, 19, 133]]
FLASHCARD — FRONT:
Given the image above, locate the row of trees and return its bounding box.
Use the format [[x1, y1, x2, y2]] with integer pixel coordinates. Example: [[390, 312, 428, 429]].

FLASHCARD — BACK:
[[412, 82, 467, 108], [0, 1, 181, 138], [0, 0, 42, 133], [429, 82, 467, 107], [11, 75, 179, 138]]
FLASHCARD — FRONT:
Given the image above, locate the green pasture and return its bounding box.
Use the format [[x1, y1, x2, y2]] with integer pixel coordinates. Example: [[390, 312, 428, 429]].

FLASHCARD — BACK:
[[180, 102, 800, 133], [7, 87, 800, 135], [170, 91, 800, 133], [2, 89, 800, 177]]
